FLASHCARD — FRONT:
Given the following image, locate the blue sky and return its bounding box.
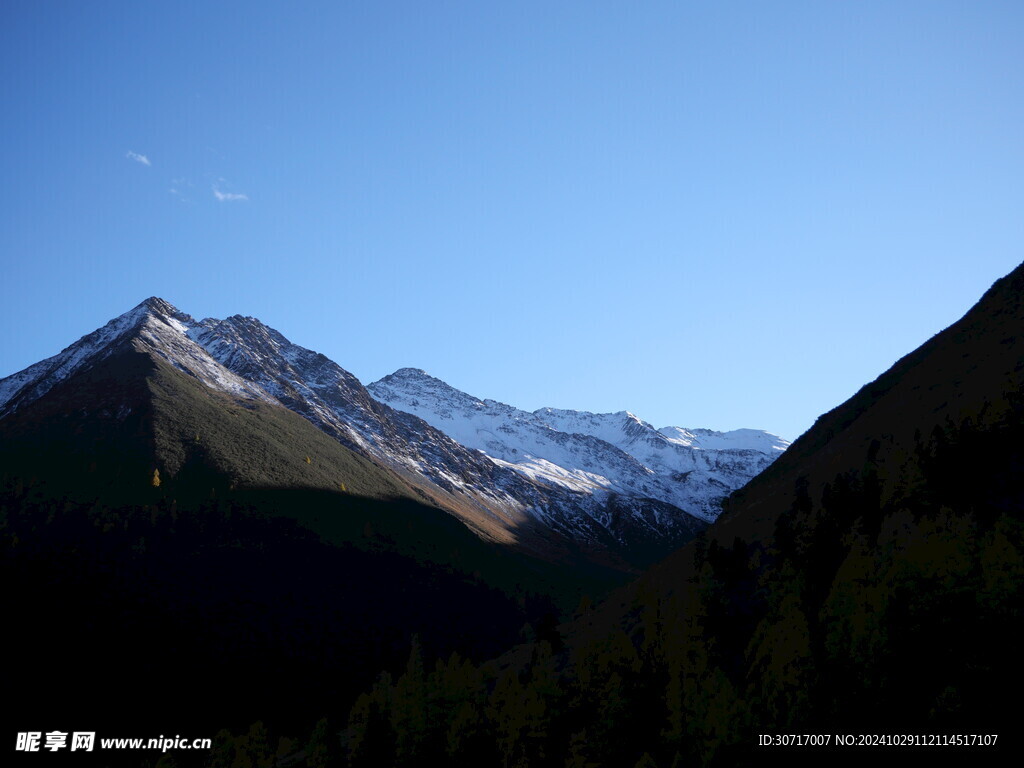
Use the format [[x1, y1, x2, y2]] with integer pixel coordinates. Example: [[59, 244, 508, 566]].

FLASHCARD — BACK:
[[1, 1, 1022, 441]]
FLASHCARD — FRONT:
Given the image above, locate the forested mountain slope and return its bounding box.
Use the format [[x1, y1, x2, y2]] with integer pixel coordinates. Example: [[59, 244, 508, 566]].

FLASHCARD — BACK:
[[341, 262, 1024, 767]]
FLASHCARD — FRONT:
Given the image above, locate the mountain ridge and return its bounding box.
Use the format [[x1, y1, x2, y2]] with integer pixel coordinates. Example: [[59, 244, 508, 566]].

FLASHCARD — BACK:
[[0, 296, 782, 565], [368, 366, 787, 521]]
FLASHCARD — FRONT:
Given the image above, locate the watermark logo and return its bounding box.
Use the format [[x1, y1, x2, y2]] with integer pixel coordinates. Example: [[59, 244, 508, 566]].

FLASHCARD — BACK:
[[15, 732, 206, 753], [15, 732, 94, 752]]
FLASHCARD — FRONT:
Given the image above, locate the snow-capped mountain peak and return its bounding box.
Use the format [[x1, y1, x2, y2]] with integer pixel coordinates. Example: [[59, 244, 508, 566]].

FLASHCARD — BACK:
[[0, 298, 276, 417], [657, 425, 789, 453], [369, 370, 788, 521]]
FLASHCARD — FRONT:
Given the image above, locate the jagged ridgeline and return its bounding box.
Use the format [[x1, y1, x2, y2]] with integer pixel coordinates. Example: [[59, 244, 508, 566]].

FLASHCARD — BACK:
[[335, 262, 1024, 768], [2, 296, 791, 574]]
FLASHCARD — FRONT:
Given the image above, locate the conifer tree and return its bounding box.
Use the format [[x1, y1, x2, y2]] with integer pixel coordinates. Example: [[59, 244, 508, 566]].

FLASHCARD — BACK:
[[391, 636, 429, 765], [205, 729, 234, 768], [304, 718, 330, 768], [246, 722, 272, 768]]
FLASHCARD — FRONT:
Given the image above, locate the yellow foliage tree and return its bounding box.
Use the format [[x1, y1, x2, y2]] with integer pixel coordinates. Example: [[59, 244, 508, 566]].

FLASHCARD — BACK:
[[151, 468, 161, 488]]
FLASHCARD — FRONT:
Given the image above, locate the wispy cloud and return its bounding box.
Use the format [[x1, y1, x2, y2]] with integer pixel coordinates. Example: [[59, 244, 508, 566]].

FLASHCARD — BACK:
[[126, 150, 151, 166], [212, 183, 248, 202], [167, 178, 194, 204]]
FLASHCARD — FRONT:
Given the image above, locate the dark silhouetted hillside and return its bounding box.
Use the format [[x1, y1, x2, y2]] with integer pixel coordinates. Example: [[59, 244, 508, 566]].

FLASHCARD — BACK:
[[341, 262, 1024, 767]]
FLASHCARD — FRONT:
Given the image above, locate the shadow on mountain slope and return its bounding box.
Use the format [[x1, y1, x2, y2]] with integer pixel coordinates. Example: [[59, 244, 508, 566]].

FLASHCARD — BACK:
[[0, 348, 628, 749]]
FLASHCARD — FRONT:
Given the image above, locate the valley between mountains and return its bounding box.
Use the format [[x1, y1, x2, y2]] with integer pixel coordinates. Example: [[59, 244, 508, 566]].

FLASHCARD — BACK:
[[3, 262, 1023, 766]]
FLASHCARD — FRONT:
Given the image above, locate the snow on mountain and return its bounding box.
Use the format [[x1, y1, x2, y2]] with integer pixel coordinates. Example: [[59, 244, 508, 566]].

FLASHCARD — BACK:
[[186, 314, 531, 507], [0, 298, 272, 417], [657, 425, 788, 453], [0, 298, 722, 558], [369, 369, 789, 521], [179, 314, 712, 554], [180, 315, 706, 553]]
